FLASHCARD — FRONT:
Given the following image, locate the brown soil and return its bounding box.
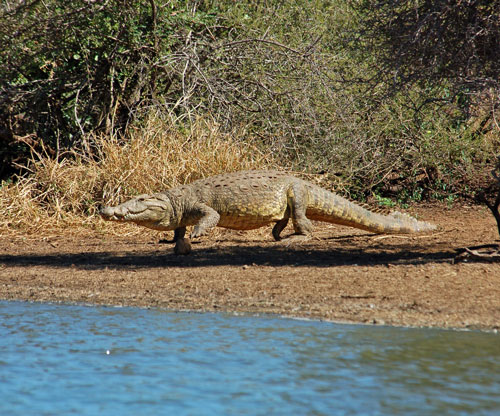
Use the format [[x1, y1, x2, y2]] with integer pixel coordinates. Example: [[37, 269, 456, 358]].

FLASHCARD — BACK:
[[1, 204, 499, 331]]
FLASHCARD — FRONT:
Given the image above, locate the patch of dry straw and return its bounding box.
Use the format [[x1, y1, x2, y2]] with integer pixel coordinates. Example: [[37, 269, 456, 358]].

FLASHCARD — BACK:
[[0, 111, 276, 235]]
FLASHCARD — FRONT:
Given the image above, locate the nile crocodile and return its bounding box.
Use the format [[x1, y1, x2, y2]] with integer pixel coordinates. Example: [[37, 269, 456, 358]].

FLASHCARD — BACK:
[[100, 170, 436, 254]]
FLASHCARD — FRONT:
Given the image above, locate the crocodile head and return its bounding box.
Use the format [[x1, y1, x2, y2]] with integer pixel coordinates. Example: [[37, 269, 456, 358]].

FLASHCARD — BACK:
[[100, 193, 175, 231]]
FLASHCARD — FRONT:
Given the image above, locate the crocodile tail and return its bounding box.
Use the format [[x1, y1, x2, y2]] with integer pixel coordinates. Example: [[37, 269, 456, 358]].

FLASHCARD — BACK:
[[382, 210, 437, 233], [305, 185, 437, 234]]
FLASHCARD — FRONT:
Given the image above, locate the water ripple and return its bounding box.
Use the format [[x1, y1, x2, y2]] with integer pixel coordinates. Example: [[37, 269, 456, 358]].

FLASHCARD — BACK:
[[0, 301, 498, 416]]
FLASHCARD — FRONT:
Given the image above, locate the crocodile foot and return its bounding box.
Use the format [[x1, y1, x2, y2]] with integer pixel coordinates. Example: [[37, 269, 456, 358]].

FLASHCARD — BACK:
[[281, 234, 313, 247]]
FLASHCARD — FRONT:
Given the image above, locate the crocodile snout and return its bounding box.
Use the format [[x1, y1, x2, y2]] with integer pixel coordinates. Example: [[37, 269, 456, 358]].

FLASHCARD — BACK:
[[100, 205, 123, 220]]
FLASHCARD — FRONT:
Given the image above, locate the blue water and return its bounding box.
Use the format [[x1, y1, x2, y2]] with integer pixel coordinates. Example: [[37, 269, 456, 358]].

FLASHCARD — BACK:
[[0, 301, 498, 415]]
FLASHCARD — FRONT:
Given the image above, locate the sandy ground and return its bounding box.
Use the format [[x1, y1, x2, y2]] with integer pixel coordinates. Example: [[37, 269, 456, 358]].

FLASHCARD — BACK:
[[1, 204, 499, 331]]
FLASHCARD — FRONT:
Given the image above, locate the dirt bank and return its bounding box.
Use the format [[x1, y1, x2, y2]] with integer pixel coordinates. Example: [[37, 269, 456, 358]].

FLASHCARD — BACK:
[[1, 204, 499, 330]]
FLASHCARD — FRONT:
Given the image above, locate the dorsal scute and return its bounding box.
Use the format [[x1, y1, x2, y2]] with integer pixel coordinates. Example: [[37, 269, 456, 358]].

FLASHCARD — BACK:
[[359, 202, 393, 216], [389, 211, 415, 221]]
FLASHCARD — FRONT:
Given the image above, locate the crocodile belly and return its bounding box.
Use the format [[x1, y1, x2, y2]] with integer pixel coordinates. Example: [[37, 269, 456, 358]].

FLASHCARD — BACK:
[[214, 197, 287, 230], [217, 214, 275, 230]]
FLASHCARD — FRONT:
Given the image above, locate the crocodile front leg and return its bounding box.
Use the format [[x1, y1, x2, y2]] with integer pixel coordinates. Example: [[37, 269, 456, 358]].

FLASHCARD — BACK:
[[190, 204, 221, 239], [173, 226, 191, 254], [173, 227, 186, 242]]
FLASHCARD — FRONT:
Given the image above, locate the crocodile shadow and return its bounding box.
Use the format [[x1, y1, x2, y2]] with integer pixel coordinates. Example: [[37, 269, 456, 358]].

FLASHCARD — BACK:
[[0, 240, 453, 270]]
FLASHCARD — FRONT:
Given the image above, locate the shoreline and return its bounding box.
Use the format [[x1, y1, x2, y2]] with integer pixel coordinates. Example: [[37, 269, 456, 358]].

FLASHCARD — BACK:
[[2, 297, 498, 333], [1, 204, 500, 331]]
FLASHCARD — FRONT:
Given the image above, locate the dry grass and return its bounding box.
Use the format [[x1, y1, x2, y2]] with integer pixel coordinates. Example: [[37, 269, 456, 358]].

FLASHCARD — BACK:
[[0, 111, 276, 235]]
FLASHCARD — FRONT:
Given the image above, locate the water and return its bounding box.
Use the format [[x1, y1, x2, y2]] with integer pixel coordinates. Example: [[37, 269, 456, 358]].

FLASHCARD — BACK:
[[0, 301, 498, 416]]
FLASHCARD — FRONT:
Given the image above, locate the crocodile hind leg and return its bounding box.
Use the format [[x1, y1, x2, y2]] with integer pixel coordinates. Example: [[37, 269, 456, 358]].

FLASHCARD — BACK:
[[272, 217, 289, 241], [288, 184, 314, 237]]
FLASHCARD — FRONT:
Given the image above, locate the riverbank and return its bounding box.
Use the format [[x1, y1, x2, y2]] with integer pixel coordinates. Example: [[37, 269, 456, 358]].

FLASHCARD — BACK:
[[1, 204, 499, 330]]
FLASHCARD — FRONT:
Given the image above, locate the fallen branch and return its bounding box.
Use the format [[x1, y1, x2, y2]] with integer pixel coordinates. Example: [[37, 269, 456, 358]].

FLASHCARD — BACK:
[[454, 244, 500, 263]]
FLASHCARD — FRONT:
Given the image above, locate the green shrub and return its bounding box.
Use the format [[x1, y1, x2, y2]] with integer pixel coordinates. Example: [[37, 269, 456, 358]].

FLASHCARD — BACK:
[[1, 0, 497, 199]]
